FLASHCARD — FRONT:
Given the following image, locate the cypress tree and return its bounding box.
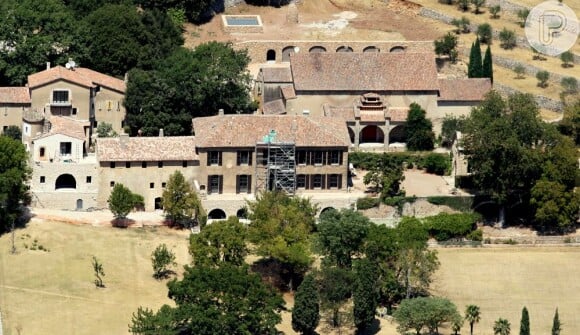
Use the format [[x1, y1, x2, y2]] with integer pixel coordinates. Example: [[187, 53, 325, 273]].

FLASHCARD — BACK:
[[468, 39, 483, 78], [468, 41, 476, 78], [520, 306, 530, 335], [292, 274, 320, 335], [551, 308, 561, 335], [483, 45, 493, 83], [353, 259, 379, 333]]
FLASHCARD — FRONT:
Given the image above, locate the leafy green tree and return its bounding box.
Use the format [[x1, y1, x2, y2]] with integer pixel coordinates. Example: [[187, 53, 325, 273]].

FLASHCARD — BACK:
[[79, 6, 182, 77], [558, 98, 580, 145], [2, 125, 21, 141], [551, 308, 561, 335], [107, 183, 142, 220], [490, 5, 501, 18], [531, 180, 579, 230], [189, 216, 247, 267], [561, 77, 578, 94], [471, 0, 485, 14], [477, 23, 493, 44], [292, 274, 320, 335], [129, 265, 284, 335], [468, 39, 483, 78], [452, 17, 471, 34], [441, 115, 465, 147], [318, 266, 352, 329], [0, 136, 31, 232], [151, 244, 176, 280], [92, 256, 105, 288], [458, 0, 470, 11], [465, 305, 481, 335], [434, 33, 459, 61], [247, 191, 317, 290], [514, 65, 526, 79], [316, 209, 372, 269], [560, 51, 574, 68], [394, 297, 461, 335], [125, 42, 253, 136], [499, 28, 517, 49], [96, 122, 117, 137], [517, 9, 530, 27], [362, 153, 405, 200], [134, 0, 214, 23], [162, 171, 205, 227], [64, 0, 131, 17], [483, 45, 494, 82], [353, 259, 379, 333], [494, 318, 511, 335], [406, 102, 435, 151], [0, 0, 78, 85], [520, 307, 530, 335], [424, 153, 450, 175], [536, 70, 550, 88]]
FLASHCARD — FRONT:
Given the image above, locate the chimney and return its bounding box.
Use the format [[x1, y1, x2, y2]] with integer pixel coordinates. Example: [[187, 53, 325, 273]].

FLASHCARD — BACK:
[[120, 133, 129, 148], [159, 128, 164, 137], [218, 109, 224, 116], [46, 62, 50, 70]]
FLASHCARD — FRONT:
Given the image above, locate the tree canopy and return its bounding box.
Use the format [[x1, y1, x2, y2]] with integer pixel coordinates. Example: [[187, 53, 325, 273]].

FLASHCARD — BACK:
[[107, 183, 143, 220], [129, 265, 284, 335], [189, 216, 248, 267], [406, 103, 435, 151], [0, 136, 30, 232], [394, 297, 461, 335], [124, 42, 254, 136], [162, 171, 205, 227], [292, 274, 320, 335]]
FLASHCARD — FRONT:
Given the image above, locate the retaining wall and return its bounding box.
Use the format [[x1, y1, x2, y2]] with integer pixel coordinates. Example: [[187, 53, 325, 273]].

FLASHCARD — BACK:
[[494, 83, 564, 112]]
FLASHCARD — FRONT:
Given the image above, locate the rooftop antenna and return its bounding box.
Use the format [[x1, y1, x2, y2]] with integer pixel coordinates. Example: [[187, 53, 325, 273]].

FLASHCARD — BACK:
[[65, 59, 76, 70]]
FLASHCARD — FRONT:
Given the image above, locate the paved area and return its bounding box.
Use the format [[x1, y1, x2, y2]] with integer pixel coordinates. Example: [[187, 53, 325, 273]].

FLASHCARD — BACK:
[[30, 208, 165, 227]]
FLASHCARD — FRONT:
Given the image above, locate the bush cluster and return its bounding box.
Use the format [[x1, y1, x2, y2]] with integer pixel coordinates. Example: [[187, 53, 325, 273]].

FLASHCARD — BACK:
[[423, 213, 480, 241], [426, 196, 473, 212], [356, 197, 380, 210], [349, 152, 450, 174]]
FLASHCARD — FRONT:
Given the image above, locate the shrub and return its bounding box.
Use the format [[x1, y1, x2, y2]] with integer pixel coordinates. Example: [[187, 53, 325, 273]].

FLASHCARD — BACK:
[[426, 196, 474, 212], [424, 153, 450, 175], [560, 51, 574, 68], [467, 228, 483, 241], [490, 5, 501, 18], [477, 23, 492, 44], [561, 77, 578, 94], [536, 70, 550, 88], [383, 196, 415, 213], [514, 64, 526, 79], [424, 213, 480, 241], [357, 197, 380, 210], [452, 17, 471, 34], [499, 28, 516, 49], [517, 8, 530, 27]]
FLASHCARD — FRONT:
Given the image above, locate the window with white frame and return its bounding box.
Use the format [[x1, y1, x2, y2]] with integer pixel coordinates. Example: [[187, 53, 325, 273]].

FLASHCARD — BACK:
[[313, 174, 322, 188], [60, 142, 72, 156], [313, 151, 324, 165], [329, 151, 341, 165], [52, 90, 70, 104]]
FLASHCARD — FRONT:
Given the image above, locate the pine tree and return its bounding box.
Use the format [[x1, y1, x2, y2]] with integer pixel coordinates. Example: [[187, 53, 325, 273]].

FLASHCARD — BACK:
[[551, 308, 561, 335], [483, 45, 493, 83], [353, 259, 379, 332], [468, 39, 483, 78], [292, 274, 320, 335], [519, 307, 530, 335]]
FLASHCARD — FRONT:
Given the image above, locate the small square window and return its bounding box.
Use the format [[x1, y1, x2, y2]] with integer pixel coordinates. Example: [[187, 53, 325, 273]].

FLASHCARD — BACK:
[[313, 174, 322, 188], [110, 162, 116, 168], [150, 183, 154, 189], [162, 182, 167, 188], [125, 162, 130, 168], [110, 181, 115, 187], [329, 151, 341, 165], [296, 151, 307, 165], [158, 162, 163, 168], [329, 174, 339, 188], [208, 151, 221, 166], [313, 152, 324, 165], [72, 108, 77, 115], [142, 162, 147, 168], [40, 176, 46, 183], [237, 151, 251, 165], [86, 176, 92, 183], [297, 175, 306, 188], [182, 161, 187, 168]]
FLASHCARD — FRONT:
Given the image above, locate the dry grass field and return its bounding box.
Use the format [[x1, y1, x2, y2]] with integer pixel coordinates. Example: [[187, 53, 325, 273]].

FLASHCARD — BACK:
[[0, 219, 191, 335], [432, 247, 580, 335]]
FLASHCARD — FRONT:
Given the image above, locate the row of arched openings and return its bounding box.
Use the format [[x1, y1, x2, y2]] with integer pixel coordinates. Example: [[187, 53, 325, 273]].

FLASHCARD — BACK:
[[267, 45, 406, 62]]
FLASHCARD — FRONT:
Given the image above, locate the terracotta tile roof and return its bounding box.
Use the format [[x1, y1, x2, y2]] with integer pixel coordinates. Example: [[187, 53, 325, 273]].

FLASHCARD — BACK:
[[261, 67, 293, 83], [36, 116, 89, 141], [280, 84, 296, 99], [438, 78, 491, 101], [360, 110, 385, 122], [28, 66, 125, 92], [75, 68, 126, 93], [0, 87, 30, 103], [192, 115, 350, 148], [290, 52, 439, 91], [262, 99, 286, 115], [386, 108, 409, 122], [97, 136, 198, 162], [323, 104, 355, 120]]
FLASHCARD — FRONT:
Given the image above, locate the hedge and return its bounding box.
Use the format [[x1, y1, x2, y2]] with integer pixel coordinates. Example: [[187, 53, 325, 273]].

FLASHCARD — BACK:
[[349, 151, 450, 174], [423, 212, 480, 241], [426, 196, 473, 212], [357, 197, 380, 210]]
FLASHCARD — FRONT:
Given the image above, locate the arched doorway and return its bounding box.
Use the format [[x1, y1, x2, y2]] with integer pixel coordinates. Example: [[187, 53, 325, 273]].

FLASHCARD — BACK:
[[282, 46, 296, 62], [266, 49, 276, 62], [76, 199, 83, 210], [154, 197, 163, 210], [208, 208, 227, 220], [360, 125, 385, 143], [389, 125, 406, 143], [55, 174, 76, 190], [236, 208, 248, 219], [363, 46, 379, 52], [390, 46, 406, 53], [320, 207, 336, 216], [336, 46, 353, 52], [309, 46, 326, 53], [348, 127, 356, 145]]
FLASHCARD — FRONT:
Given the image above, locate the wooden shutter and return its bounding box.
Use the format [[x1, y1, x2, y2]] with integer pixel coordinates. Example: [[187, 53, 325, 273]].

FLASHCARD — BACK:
[[248, 151, 253, 166], [305, 175, 311, 190], [307, 151, 313, 165], [236, 152, 240, 166], [218, 152, 222, 166], [218, 175, 223, 194], [236, 175, 240, 194], [324, 151, 328, 165], [339, 151, 343, 165], [247, 175, 252, 194], [321, 174, 326, 189], [207, 175, 211, 194], [206, 152, 211, 166], [338, 174, 343, 189]]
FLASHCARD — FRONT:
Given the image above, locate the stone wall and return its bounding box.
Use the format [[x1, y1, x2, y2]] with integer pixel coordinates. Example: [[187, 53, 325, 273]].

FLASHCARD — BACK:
[[235, 40, 434, 64], [494, 83, 564, 112]]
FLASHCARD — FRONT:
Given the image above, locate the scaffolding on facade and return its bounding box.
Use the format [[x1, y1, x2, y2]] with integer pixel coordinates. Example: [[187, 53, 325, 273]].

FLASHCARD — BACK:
[[255, 130, 296, 195]]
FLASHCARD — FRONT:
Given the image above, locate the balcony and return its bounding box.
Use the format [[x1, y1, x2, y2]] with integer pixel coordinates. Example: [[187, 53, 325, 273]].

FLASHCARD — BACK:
[[50, 100, 72, 107]]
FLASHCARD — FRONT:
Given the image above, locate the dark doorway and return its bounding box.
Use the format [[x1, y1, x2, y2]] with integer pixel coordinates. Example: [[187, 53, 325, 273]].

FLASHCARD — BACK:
[[266, 49, 276, 62], [208, 209, 227, 220], [55, 174, 76, 190], [154, 197, 163, 210], [360, 125, 385, 143], [76, 199, 83, 210]]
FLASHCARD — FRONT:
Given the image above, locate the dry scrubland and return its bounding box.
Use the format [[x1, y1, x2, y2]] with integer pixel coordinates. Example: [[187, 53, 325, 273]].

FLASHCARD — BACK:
[[2, 221, 580, 334]]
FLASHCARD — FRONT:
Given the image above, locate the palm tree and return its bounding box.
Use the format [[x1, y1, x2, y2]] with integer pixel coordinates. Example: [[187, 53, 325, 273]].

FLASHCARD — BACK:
[[494, 318, 511, 335], [465, 305, 481, 335]]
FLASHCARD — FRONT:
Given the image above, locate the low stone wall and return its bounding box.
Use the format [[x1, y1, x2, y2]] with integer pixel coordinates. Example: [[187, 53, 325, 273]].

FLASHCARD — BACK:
[[494, 83, 564, 112], [485, 0, 529, 14]]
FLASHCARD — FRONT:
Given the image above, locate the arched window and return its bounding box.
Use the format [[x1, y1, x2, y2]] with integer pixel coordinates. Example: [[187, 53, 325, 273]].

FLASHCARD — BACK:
[[55, 174, 76, 190]]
